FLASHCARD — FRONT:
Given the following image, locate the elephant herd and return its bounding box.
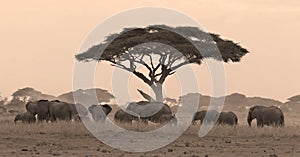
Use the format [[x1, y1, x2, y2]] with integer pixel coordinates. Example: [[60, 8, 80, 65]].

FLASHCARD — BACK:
[[192, 105, 284, 127], [15, 99, 90, 123], [192, 110, 238, 126], [14, 100, 177, 125], [14, 99, 285, 128]]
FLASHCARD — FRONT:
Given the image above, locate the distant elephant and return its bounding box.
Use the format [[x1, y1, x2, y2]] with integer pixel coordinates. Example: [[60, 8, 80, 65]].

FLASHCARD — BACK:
[[192, 110, 219, 124], [14, 111, 36, 124], [126, 101, 176, 124], [26, 99, 87, 122], [217, 111, 238, 126], [49, 100, 73, 121], [114, 109, 139, 123], [247, 105, 284, 127], [26, 99, 51, 122], [88, 104, 112, 122]]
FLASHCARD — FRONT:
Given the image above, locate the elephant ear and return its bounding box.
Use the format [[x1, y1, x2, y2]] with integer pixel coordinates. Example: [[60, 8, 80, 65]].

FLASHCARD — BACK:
[[102, 104, 112, 114], [249, 106, 256, 112], [137, 89, 155, 102], [25, 102, 36, 114]]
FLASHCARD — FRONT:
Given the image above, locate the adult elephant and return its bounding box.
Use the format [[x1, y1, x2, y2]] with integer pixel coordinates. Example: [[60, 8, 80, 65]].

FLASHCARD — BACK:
[[26, 99, 51, 122], [14, 111, 36, 124], [126, 101, 176, 124], [192, 110, 219, 124], [88, 104, 112, 122], [49, 100, 75, 121], [217, 111, 238, 126], [114, 109, 139, 123], [247, 105, 284, 127]]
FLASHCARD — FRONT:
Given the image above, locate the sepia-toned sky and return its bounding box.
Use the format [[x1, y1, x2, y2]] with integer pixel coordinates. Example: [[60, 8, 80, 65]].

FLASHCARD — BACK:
[[0, 0, 299, 101]]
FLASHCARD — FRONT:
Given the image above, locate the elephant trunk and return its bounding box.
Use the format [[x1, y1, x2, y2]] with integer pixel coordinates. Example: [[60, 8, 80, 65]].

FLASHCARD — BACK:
[[247, 114, 252, 127]]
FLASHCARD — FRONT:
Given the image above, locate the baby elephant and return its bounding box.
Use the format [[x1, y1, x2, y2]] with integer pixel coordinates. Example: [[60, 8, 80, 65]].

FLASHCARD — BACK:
[[192, 110, 238, 126], [14, 111, 36, 124]]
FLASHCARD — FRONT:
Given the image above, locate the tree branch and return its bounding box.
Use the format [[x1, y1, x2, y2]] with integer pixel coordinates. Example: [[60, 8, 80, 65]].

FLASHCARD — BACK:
[[147, 54, 155, 70], [133, 71, 152, 86], [153, 63, 160, 73], [108, 60, 134, 72], [158, 64, 171, 83]]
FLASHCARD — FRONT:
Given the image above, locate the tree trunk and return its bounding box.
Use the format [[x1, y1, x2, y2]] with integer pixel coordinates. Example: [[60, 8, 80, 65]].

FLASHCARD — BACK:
[[151, 83, 163, 102]]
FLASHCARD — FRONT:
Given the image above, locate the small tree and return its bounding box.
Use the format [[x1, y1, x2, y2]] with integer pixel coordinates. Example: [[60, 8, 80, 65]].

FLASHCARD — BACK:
[[76, 25, 248, 102], [0, 95, 7, 106], [6, 87, 56, 110]]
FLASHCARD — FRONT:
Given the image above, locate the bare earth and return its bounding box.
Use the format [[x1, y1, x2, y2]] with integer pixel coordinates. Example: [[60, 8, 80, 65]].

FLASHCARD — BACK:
[[0, 121, 299, 157]]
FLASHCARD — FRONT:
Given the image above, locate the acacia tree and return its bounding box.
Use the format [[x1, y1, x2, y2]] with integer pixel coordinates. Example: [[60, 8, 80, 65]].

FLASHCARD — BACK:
[[76, 25, 248, 102]]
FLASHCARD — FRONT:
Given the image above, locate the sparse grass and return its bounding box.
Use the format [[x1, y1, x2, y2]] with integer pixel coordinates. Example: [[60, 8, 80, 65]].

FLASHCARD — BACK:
[[1, 113, 299, 157], [0, 121, 90, 137], [185, 124, 300, 138], [1, 121, 299, 140], [1, 113, 300, 139]]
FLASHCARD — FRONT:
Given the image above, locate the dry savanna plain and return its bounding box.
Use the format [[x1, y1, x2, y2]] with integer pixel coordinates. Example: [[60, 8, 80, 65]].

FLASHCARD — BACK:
[[0, 109, 300, 157]]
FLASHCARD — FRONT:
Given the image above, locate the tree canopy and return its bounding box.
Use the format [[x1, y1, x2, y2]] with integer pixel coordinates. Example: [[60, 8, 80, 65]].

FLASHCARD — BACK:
[[58, 88, 115, 104], [75, 25, 249, 101]]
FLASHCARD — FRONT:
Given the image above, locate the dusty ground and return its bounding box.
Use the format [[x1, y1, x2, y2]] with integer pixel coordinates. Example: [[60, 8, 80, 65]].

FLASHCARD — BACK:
[[0, 120, 299, 157]]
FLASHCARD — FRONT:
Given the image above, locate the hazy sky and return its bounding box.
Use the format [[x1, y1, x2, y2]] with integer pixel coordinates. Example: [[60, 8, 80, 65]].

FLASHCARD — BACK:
[[0, 0, 300, 102]]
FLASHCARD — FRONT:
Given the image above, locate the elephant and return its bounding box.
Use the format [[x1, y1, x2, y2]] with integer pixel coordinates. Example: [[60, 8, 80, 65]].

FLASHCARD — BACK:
[[49, 100, 74, 121], [26, 99, 87, 122], [126, 101, 176, 124], [247, 105, 284, 127], [114, 109, 139, 123], [217, 111, 238, 126], [14, 111, 36, 124], [192, 110, 219, 124], [88, 104, 112, 122], [26, 99, 51, 122]]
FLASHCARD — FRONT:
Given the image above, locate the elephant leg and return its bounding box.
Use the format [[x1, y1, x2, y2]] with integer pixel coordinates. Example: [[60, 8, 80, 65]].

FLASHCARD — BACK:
[[280, 121, 284, 127], [37, 115, 44, 122], [50, 114, 57, 122], [139, 118, 148, 124], [280, 116, 284, 127], [257, 121, 263, 128], [65, 114, 72, 121]]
